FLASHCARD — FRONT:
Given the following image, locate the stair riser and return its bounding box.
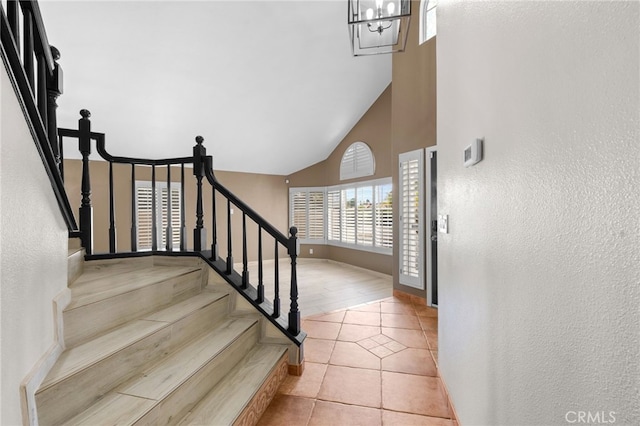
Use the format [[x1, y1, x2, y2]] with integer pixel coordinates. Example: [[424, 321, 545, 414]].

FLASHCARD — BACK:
[[64, 270, 203, 347], [154, 257, 208, 289], [234, 353, 289, 426], [135, 324, 259, 426], [67, 249, 84, 285], [36, 297, 230, 425]]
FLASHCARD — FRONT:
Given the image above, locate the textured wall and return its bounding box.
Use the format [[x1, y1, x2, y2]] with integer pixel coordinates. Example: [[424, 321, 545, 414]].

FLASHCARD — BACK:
[[1, 65, 68, 424], [437, 1, 640, 424]]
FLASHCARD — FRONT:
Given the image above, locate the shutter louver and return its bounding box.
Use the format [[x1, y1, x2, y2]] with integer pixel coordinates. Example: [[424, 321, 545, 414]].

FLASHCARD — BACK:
[[136, 186, 154, 250], [290, 191, 308, 240], [327, 190, 341, 241], [307, 191, 325, 240], [341, 188, 356, 244], [356, 186, 373, 246], [375, 183, 393, 248]]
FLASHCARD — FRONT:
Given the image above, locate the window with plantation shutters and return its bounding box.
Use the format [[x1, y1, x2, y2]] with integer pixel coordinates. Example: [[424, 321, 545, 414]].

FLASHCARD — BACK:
[[399, 150, 424, 289], [135, 181, 181, 251], [289, 178, 392, 254], [289, 188, 325, 243], [340, 142, 375, 181]]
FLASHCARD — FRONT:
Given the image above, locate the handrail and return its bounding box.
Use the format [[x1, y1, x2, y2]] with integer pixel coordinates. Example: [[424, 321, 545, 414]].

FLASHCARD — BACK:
[[0, 1, 77, 232], [20, 1, 55, 71], [57, 110, 303, 340], [204, 164, 289, 247]]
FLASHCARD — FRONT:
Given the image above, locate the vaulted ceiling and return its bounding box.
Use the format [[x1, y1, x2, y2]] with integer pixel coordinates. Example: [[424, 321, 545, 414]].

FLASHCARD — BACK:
[[39, 1, 392, 175]]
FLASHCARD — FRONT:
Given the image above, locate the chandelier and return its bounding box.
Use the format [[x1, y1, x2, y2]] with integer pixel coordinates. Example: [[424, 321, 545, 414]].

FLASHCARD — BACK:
[[348, 0, 411, 56]]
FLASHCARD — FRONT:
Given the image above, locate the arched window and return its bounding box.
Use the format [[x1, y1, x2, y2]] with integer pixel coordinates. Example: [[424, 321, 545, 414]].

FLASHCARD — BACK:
[[419, 0, 437, 45], [340, 142, 375, 181]]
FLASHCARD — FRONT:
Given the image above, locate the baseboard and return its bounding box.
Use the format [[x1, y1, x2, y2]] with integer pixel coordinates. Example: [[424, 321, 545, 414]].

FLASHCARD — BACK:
[[393, 288, 427, 306], [20, 287, 71, 426], [20, 342, 63, 426]]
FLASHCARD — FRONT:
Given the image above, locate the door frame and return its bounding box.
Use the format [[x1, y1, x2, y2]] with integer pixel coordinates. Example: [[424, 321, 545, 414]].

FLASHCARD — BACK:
[[425, 146, 437, 307]]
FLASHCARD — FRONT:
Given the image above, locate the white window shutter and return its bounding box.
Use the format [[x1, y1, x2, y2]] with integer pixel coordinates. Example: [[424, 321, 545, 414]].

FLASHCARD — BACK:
[[307, 191, 325, 240], [290, 191, 308, 240], [340, 142, 375, 181], [327, 190, 341, 241], [375, 183, 393, 249], [399, 150, 424, 289], [136, 181, 181, 251]]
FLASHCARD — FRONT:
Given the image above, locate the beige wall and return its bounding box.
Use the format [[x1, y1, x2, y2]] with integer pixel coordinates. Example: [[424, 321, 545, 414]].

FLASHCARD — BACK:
[[63, 160, 289, 262], [288, 84, 392, 187], [391, 0, 437, 298], [287, 85, 393, 275]]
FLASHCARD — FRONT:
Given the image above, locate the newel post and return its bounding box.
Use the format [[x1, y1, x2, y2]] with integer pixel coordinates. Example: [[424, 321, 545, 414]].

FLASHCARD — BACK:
[[47, 46, 63, 168], [78, 110, 93, 255], [193, 136, 207, 251], [288, 226, 300, 335]]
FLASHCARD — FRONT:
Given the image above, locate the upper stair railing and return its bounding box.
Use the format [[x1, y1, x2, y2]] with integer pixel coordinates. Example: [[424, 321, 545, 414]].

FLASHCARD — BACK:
[[0, 0, 77, 231], [58, 111, 302, 341]]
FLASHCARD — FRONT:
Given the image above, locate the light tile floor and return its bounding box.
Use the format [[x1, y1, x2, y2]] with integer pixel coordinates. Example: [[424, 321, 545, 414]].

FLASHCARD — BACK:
[[257, 295, 457, 426], [246, 259, 393, 317]]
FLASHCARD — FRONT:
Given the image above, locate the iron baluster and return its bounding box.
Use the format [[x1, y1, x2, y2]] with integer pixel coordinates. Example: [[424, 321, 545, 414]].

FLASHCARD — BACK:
[[288, 227, 300, 335], [78, 110, 93, 254], [193, 137, 206, 251]]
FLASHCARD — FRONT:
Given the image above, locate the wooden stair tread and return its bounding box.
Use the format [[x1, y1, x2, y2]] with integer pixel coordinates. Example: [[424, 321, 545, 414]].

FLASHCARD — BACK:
[[39, 291, 228, 391], [61, 392, 155, 426], [68, 265, 201, 309], [60, 317, 259, 425], [179, 344, 288, 425], [117, 317, 258, 400]]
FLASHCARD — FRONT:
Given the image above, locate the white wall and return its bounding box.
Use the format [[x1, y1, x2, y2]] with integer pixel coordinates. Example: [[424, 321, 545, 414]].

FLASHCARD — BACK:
[[437, 1, 639, 425], [1, 63, 68, 424]]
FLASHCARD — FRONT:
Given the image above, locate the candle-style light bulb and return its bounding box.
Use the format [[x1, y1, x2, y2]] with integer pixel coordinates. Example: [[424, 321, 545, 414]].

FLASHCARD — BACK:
[[366, 8, 374, 20], [387, 2, 395, 15]]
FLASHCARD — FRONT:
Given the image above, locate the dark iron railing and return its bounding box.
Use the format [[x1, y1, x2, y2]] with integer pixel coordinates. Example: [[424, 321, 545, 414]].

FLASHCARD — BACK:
[[0, 0, 77, 232], [58, 111, 303, 341]]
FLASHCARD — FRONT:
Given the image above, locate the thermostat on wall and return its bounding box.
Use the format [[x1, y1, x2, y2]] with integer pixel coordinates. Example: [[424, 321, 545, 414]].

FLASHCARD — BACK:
[[464, 138, 483, 167]]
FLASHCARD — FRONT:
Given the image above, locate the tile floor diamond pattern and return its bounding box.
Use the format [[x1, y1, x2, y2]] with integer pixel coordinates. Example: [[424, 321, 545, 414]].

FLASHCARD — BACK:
[[357, 334, 407, 358], [258, 294, 457, 426]]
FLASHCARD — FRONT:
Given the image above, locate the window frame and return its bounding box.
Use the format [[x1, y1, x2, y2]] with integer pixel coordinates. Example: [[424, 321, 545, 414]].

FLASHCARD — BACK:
[[419, 0, 437, 45]]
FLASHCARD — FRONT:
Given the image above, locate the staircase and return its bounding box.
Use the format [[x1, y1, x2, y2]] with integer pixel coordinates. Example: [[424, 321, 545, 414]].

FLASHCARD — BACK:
[[34, 246, 290, 425]]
